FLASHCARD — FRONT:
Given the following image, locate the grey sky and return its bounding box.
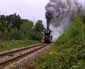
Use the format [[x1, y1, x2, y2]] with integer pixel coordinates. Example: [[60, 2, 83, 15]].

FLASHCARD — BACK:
[[0, 0, 49, 22]]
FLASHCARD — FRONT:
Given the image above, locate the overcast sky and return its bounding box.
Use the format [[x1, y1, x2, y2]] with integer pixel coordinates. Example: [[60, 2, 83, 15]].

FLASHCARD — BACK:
[[0, 0, 49, 22]]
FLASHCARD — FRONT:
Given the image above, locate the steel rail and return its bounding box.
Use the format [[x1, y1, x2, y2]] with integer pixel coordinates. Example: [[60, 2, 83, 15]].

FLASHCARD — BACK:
[[0, 44, 47, 66]]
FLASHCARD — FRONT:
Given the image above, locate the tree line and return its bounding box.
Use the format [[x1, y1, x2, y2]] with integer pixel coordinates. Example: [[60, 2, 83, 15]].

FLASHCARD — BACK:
[[0, 13, 45, 41]]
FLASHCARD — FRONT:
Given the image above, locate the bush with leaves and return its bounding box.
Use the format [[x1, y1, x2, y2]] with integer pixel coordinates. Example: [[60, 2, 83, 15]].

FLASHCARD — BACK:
[[33, 16, 85, 69]]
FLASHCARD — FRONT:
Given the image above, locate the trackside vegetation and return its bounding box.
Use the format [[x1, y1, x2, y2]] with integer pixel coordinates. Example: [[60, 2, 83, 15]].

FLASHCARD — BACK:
[[0, 40, 39, 52], [33, 16, 85, 69], [0, 14, 45, 51]]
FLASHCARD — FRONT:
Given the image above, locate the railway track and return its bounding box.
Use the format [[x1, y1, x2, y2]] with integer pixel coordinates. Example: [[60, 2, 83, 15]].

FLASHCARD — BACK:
[[0, 44, 47, 66]]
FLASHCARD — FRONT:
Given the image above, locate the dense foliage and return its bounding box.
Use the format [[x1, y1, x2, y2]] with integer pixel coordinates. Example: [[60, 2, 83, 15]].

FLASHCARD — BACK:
[[0, 14, 22, 40], [33, 16, 85, 69], [32, 20, 45, 41], [0, 14, 45, 41]]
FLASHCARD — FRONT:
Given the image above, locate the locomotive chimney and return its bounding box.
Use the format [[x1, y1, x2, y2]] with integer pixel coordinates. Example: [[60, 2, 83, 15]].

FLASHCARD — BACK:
[[45, 12, 53, 30]]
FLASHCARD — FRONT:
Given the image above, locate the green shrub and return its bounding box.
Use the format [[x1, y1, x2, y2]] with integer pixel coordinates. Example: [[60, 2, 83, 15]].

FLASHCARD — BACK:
[[33, 16, 85, 69]]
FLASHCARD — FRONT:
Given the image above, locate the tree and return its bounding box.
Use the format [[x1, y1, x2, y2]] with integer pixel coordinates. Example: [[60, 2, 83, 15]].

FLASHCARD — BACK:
[[32, 20, 45, 41], [0, 15, 6, 32], [0, 14, 23, 40], [7, 13, 22, 30], [20, 19, 33, 40], [81, 16, 85, 23], [34, 20, 44, 32]]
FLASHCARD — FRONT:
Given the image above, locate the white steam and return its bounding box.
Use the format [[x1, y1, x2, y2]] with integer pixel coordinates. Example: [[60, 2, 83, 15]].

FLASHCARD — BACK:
[[45, 0, 85, 42]]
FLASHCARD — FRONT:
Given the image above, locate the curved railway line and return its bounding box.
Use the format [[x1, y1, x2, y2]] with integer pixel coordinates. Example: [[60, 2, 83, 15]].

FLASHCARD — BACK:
[[0, 44, 48, 66]]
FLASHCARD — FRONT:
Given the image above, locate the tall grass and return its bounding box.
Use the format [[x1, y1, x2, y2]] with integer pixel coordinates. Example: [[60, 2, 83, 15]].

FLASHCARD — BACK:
[[0, 40, 39, 52], [33, 16, 85, 69]]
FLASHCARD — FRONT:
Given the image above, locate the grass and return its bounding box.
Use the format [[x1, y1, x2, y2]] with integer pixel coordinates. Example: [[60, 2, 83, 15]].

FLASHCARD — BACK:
[[0, 40, 39, 52], [32, 16, 85, 69]]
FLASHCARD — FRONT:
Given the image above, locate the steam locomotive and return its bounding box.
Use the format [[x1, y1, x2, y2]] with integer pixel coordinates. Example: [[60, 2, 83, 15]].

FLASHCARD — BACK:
[[43, 12, 53, 43], [43, 29, 52, 43]]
